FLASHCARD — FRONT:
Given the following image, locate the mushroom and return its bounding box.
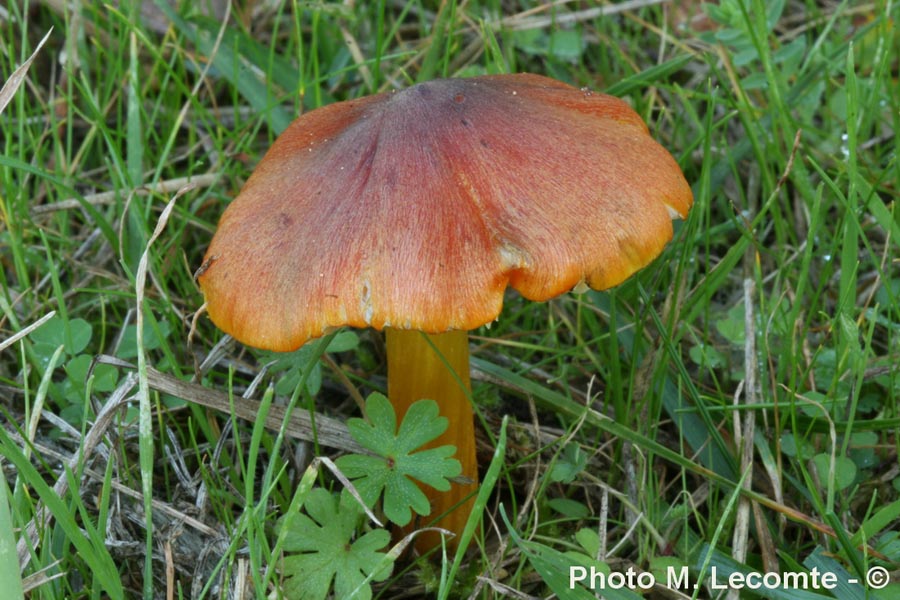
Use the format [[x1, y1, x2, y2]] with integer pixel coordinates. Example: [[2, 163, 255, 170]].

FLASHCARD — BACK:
[[198, 73, 692, 552]]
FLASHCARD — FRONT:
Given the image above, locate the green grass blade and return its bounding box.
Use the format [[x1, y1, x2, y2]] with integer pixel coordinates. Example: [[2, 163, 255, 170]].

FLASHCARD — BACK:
[[153, 1, 293, 134], [499, 505, 642, 600], [471, 355, 736, 482], [0, 432, 123, 598], [804, 546, 873, 600], [440, 415, 508, 599], [605, 54, 693, 96], [0, 475, 24, 600]]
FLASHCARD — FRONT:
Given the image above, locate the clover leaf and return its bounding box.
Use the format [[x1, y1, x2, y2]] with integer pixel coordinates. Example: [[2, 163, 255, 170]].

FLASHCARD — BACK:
[[549, 442, 588, 484], [335, 393, 462, 526], [280, 487, 393, 600]]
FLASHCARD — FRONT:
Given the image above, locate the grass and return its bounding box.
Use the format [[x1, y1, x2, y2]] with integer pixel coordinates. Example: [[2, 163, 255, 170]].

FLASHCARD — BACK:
[[1, 0, 899, 598]]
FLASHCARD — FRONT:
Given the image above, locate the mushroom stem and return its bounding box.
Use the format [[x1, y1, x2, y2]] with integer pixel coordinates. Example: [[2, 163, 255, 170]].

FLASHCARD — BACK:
[[385, 328, 478, 552]]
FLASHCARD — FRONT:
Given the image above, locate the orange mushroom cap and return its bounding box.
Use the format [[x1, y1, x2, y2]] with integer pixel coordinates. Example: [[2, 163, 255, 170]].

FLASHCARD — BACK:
[[199, 73, 693, 351]]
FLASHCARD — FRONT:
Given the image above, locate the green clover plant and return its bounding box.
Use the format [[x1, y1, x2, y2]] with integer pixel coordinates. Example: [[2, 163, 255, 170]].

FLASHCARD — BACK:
[[280, 488, 392, 600], [278, 393, 462, 598], [336, 393, 462, 526], [28, 314, 119, 421]]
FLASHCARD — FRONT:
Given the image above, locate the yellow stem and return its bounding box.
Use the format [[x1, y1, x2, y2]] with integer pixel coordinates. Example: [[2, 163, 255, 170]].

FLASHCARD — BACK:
[[385, 328, 478, 553]]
